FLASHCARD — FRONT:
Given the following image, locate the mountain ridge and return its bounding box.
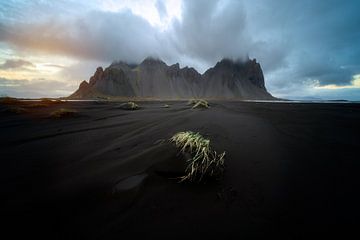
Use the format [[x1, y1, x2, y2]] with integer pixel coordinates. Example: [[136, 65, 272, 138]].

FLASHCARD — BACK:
[[70, 57, 275, 99]]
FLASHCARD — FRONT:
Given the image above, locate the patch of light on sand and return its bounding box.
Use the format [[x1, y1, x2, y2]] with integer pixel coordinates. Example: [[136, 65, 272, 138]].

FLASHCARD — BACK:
[[98, 0, 182, 30], [314, 74, 360, 90]]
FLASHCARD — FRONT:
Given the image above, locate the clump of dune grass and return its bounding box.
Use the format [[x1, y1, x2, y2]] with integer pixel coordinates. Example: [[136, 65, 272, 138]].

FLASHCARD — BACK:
[[192, 99, 209, 109], [170, 131, 225, 182], [120, 101, 139, 110], [49, 108, 77, 118], [188, 99, 209, 109]]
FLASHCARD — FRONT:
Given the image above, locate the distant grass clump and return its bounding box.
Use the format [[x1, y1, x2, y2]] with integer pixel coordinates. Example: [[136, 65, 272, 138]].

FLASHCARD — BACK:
[[188, 99, 209, 109], [120, 101, 139, 110], [170, 131, 225, 182], [40, 98, 63, 104], [0, 97, 21, 105], [49, 108, 77, 118]]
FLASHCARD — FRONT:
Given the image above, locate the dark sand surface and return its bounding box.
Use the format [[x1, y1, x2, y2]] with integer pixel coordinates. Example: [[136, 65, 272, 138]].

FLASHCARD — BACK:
[[1, 100, 360, 239]]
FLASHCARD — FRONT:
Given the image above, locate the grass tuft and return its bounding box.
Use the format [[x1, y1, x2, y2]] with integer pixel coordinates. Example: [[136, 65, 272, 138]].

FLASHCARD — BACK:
[[120, 101, 139, 110], [188, 99, 209, 109], [49, 108, 77, 118], [170, 131, 225, 182]]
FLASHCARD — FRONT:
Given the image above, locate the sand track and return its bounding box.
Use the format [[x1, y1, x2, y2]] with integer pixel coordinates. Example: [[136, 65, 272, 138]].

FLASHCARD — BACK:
[[1, 101, 360, 239]]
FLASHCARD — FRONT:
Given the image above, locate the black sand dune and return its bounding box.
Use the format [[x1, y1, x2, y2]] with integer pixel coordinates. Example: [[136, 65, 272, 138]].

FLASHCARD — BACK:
[[1, 100, 360, 239]]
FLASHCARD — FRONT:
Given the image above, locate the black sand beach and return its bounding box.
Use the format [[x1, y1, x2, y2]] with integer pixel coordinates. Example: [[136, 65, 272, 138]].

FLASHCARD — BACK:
[[1, 100, 359, 239]]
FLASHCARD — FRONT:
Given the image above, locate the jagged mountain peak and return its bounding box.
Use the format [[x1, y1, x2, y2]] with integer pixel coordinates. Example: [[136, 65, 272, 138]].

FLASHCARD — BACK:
[[214, 58, 255, 69], [70, 56, 274, 100]]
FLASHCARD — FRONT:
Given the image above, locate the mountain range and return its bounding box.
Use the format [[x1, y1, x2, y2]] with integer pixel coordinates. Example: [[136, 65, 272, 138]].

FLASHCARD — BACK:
[[69, 57, 274, 99]]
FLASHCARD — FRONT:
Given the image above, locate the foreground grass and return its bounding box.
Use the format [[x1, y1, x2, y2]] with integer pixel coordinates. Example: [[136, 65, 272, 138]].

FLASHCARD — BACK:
[[49, 108, 77, 118], [170, 131, 225, 182]]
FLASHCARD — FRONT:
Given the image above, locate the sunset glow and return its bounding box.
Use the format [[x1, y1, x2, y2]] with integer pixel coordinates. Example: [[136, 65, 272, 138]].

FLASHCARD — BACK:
[[314, 75, 360, 90]]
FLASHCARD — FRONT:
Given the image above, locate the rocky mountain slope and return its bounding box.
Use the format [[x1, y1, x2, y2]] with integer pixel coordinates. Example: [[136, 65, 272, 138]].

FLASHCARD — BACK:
[[70, 57, 274, 99]]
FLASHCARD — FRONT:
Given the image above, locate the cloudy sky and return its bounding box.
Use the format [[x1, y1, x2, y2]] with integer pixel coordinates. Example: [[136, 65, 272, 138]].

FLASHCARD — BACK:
[[0, 0, 360, 100]]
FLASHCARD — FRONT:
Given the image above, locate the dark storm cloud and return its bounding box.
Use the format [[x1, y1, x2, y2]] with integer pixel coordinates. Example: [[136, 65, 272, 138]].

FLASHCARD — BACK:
[[244, 0, 360, 89], [172, 0, 248, 62], [0, 10, 162, 63], [0, 59, 35, 69], [0, 0, 257, 71], [0, 0, 360, 99]]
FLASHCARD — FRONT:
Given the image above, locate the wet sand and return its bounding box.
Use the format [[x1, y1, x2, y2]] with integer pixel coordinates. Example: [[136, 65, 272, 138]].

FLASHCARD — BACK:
[[1, 100, 359, 239]]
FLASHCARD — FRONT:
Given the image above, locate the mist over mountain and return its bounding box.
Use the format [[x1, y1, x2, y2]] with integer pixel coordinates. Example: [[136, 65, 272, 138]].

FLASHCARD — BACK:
[[70, 57, 274, 99]]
